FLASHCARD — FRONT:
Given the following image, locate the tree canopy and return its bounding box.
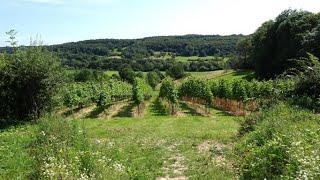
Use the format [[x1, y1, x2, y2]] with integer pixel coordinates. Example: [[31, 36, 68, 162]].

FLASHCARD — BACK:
[[240, 10, 320, 79]]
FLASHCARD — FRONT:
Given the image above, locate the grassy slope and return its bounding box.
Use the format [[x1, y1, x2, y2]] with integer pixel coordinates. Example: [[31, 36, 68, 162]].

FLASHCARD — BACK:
[[0, 70, 245, 179], [81, 101, 239, 179], [182, 70, 253, 83], [211, 71, 255, 81]]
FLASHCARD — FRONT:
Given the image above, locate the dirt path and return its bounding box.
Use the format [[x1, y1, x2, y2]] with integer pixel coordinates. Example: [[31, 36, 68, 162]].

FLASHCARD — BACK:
[[67, 105, 96, 119], [97, 101, 130, 119], [180, 101, 211, 117], [157, 142, 188, 180], [197, 140, 234, 171]]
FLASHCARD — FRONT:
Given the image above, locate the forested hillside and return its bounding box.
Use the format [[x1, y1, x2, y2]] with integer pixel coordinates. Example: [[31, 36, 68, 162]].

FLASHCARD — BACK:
[[49, 35, 243, 56], [46, 35, 244, 71]]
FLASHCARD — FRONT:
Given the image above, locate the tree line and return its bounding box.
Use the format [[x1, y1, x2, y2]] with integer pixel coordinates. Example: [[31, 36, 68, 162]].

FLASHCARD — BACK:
[[235, 9, 320, 79]]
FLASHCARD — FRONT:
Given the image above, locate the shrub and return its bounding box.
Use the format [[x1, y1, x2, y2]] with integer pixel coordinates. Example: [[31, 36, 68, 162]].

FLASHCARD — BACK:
[[293, 54, 320, 111], [236, 104, 320, 179], [74, 69, 93, 82], [119, 66, 136, 84], [0, 47, 64, 125], [166, 62, 185, 79]]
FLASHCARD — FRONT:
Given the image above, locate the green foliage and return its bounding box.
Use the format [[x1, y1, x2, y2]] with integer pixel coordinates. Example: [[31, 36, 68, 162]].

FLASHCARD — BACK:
[[179, 78, 213, 105], [0, 54, 6, 68], [166, 63, 186, 79], [147, 71, 162, 89], [119, 66, 136, 84], [215, 80, 232, 99], [304, 24, 320, 58], [293, 54, 320, 111], [5, 30, 18, 48], [62, 80, 132, 108], [0, 47, 64, 125], [235, 37, 253, 69], [74, 69, 92, 82], [242, 9, 320, 79], [236, 104, 320, 179], [73, 69, 107, 82], [30, 117, 93, 178], [132, 78, 152, 105], [210, 78, 296, 102], [159, 78, 178, 114], [231, 80, 248, 101], [159, 78, 178, 104]]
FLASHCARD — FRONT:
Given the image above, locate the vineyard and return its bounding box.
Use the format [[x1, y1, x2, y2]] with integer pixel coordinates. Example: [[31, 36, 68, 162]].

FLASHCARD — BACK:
[[61, 79, 132, 109], [1, 68, 319, 179], [58, 71, 298, 119], [1, 6, 320, 179]]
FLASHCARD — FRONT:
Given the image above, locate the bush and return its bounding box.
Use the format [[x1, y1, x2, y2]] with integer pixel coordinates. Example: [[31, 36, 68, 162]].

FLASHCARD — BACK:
[[293, 54, 320, 111], [119, 66, 136, 84], [147, 71, 162, 89], [73, 69, 107, 82], [74, 69, 93, 82], [0, 47, 64, 125], [166, 63, 185, 79], [236, 104, 320, 179]]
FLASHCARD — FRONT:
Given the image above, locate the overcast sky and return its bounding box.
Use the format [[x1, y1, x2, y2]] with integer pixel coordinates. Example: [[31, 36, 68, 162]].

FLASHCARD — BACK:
[[0, 0, 319, 46]]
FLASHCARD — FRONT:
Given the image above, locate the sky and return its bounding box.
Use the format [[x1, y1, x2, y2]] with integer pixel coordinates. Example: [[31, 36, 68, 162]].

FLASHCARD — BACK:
[[0, 0, 319, 46]]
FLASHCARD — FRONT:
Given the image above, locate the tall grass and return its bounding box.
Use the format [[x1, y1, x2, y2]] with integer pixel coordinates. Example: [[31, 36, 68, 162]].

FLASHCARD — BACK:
[[235, 104, 320, 179], [29, 116, 126, 179]]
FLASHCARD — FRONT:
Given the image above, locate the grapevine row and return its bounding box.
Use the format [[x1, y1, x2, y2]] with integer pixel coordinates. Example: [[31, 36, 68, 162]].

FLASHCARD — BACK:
[[62, 79, 132, 108]]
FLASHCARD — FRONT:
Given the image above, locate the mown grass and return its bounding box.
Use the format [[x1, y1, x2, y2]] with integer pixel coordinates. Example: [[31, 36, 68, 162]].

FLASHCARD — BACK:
[[81, 105, 240, 179]]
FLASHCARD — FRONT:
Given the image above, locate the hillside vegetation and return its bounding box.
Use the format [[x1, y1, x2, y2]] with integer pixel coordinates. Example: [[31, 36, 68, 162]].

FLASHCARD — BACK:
[[0, 8, 320, 180], [47, 35, 244, 71]]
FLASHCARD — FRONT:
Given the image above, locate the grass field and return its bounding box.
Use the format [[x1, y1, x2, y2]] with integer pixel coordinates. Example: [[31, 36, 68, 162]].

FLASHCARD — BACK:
[[175, 56, 226, 62], [0, 70, 249, 179], [210, 70, 255, 81], [184, 70, 254, 82], [149, 53, 227, 62]]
